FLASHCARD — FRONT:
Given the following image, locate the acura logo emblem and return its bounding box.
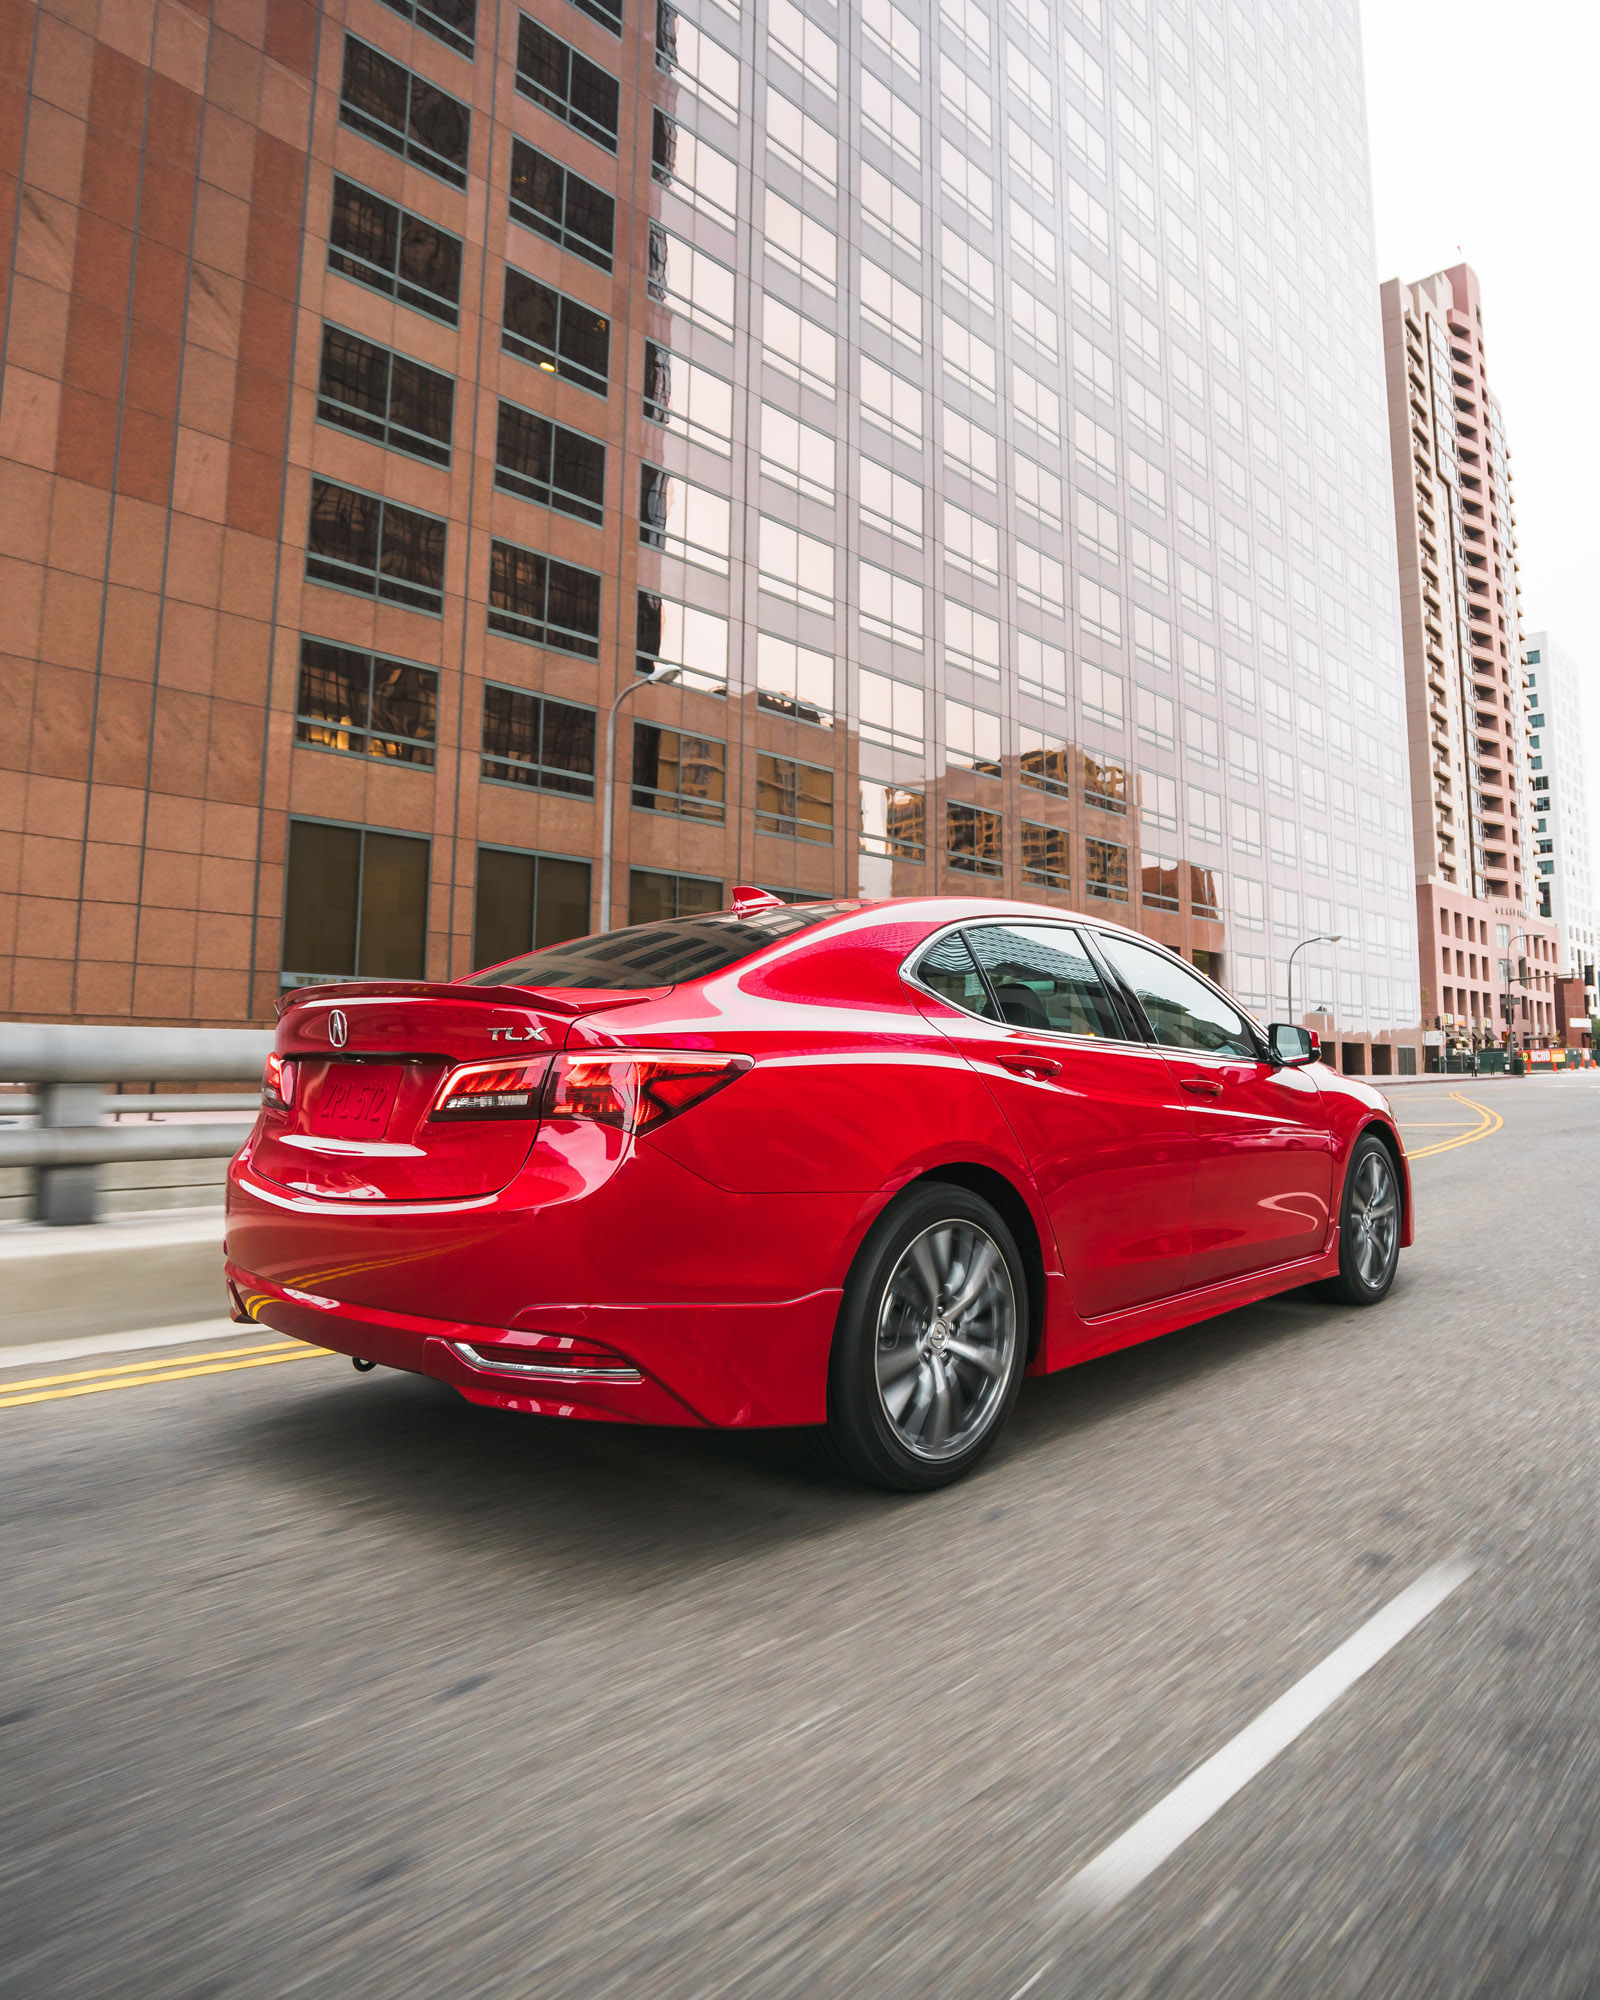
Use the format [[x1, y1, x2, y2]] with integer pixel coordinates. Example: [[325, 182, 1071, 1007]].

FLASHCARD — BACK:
[[327, 1009, 349, 1048]]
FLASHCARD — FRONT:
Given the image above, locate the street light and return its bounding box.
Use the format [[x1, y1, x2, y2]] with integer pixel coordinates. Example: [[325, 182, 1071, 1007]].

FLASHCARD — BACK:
[[598, 664, 681, 933], [1285, 932, 1341, 1027], [1499, 927, 1531, 1052]]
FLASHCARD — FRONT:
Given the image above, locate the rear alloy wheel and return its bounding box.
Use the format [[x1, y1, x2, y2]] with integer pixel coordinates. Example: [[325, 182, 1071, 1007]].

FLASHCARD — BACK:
[[1327, 1133, 1401, 1305], [824, 1185, 1028, 1491]]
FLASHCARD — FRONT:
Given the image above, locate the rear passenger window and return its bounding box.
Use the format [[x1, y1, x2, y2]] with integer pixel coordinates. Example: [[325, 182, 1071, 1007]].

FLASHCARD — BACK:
[[966, 924, 1125, 1038], [916, 932, 998, 1019]]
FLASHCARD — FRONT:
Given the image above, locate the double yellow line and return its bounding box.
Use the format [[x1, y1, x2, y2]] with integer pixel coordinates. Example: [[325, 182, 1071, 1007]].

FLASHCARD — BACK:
[[1405, 1091, 1504, 1160], [0, 1340, 329, 1410]]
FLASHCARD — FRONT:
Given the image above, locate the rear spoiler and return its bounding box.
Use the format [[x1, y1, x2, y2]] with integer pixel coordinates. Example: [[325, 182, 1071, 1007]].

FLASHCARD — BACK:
[[275, 981, 669, 1018]]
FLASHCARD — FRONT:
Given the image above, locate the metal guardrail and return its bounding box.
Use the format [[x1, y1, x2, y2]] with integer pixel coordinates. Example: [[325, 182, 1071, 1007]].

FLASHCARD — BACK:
[[0, 1024, 272, 1225]]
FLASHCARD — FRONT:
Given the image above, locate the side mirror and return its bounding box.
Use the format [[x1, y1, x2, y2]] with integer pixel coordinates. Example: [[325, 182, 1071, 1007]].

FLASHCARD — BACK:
[[1268, 1023, 1320, 1066]]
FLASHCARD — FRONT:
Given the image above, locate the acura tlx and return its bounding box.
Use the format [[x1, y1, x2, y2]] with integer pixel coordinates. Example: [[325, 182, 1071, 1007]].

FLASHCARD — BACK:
[[226, 890, 1409, 1490]]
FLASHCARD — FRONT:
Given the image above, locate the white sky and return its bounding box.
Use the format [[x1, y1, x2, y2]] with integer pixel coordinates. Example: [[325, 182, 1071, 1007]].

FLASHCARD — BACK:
[[1359, 0, 1600, 872]]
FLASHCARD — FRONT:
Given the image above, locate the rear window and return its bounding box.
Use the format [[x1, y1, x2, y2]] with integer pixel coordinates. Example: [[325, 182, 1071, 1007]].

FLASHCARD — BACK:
[[463, 905, 852, 989]]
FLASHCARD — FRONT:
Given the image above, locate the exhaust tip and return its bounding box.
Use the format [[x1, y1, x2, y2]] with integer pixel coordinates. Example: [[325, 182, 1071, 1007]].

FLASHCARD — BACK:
[[352, 1357, 377, 1373]]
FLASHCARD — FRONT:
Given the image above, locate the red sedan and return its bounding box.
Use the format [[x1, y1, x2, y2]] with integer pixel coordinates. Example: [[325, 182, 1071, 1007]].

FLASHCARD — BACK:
[[226, 894, 1410, 1490]]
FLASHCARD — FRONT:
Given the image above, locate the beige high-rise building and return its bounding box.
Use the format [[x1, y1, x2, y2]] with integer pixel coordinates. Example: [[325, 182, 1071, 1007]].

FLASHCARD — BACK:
[[1380, 264, 1559, 1054]]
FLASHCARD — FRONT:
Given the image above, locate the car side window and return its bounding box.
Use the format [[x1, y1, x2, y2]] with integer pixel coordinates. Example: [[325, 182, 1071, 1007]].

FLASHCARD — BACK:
[[1096, 935, 1259, 1058], [965, 924, 1125, 1039], [916, 930, 999, 1019]]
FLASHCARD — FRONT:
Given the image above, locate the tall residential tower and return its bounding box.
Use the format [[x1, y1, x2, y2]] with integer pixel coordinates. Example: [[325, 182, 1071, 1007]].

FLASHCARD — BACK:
[[2, 0, 1419, 1064], [1380, 264, 1559, 1052], [1521, 631, 1597, 1015]]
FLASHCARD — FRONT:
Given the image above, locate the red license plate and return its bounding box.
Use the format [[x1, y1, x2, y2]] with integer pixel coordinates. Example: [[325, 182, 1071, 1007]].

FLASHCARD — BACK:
[[308, 1065, 400, 1139]]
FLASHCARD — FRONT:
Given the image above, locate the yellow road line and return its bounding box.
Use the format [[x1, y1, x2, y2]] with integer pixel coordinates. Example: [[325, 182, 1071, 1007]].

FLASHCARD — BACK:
[[0, 1347, 330, 1410], [0, 1342, 304, 1393], [1407, 1093, 1503, 1159]]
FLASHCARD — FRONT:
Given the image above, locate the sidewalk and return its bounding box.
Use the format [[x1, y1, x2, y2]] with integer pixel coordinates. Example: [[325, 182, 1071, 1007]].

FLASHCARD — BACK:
[[0, 1207, 226, 1349]]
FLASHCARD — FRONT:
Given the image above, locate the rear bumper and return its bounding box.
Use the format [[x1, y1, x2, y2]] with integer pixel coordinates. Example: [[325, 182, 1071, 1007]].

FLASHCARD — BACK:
[[225, 1140, 855, 1427], [226, 1264, 727, 1425]]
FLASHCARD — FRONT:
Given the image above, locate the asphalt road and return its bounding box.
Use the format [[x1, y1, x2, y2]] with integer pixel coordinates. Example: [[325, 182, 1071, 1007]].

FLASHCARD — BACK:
[[3, 1076, 1599, 2000]]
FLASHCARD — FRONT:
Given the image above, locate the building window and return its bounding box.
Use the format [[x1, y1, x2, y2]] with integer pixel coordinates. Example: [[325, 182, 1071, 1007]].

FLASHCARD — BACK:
[[647, 223, 736, 340], [946, 701, 1002, 778], [639, 465, 731, 574], [317, 327, 454, 466], [340, 38, 471, 188], [756, 754, 833, 842], [502, 270, 610, 395], [1141, 857, 1181, 911], [515, 17, 620, 150], [487, 542, 601, 657], [859, 670, 922, 754], [377, 0, 477, 59], [1021, 821, 1070, 895], [948, 800, 1003, 877], [1020, 730, 1070, 797], [1085, 836, 1129, 901], [296, 641, 438, 766], [306, 480, 445, 615], [1189, 864, 1221, 919], [328, 178, 462, 324], [629, 869, 723, 923], [635, 591, 729, 694], [643, 342, 734, 455], [481, 683, 596, 794], [860, 781, 924, 860], [1082, 754, 1128, 815], [756, 633, 833, 723], [572, 0, 621, 34], [509, 142, 615, 269], [494, 403, 605, 524], [472, 848, 592, 971], [632, 725, 726, 821], [282, 819, 429, 985], [651, 109, 739, 230]]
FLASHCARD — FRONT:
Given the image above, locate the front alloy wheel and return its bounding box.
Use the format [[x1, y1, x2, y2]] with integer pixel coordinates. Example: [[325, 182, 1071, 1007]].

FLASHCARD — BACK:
[[825, 1185, 1028, 1490], [1329, 1133, 1401, 1304]]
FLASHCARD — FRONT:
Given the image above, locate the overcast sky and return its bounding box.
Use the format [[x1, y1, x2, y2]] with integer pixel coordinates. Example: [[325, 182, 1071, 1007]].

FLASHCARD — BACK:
[[1359, 0, 1600, 858]]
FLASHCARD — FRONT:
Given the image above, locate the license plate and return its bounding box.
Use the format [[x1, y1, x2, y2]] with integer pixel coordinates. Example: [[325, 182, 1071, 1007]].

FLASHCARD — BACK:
[[309, 1065, 400, 1139]]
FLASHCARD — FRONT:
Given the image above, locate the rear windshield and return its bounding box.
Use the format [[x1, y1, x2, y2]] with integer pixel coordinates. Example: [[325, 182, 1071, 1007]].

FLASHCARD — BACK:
[[463, 906, 852, 989]]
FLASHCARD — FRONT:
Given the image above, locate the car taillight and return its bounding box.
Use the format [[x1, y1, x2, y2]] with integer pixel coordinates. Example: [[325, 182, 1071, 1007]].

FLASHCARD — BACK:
[[262, 1053, 294, 1111], [430, 1058, 551, 1121], [543, 1051, 752, 1134]]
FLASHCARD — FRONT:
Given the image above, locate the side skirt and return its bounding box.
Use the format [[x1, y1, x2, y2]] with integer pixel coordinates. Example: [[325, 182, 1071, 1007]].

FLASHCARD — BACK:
[[1035, 1244, 1345, 1374]]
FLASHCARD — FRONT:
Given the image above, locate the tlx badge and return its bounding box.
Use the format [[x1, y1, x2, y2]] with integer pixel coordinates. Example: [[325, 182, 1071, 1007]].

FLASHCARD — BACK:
[[488, 1025, 544, 1042]]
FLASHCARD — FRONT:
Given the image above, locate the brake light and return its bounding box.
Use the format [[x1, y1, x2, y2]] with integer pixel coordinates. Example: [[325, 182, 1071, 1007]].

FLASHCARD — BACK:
[[543, 1051, 752, 1134], [262, 1053, 294, 1111], [430, 1058, 550, 1121]]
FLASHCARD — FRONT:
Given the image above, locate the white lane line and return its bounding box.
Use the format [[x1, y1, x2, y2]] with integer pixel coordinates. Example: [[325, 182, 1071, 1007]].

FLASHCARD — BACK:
[[1048, 1560, 1473, 1924], [0, 1319, 244, 1371]]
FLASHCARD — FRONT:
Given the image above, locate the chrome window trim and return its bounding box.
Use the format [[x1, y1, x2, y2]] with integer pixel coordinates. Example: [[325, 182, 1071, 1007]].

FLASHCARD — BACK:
[[901, 917, 1158, 1055], [1086, 925, 1273, 1064]]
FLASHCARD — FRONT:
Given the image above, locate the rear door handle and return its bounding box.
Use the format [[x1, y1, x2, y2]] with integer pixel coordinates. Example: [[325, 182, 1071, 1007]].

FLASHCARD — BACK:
[[1180, 1076, 1224, 1097], [998, 1056, 1061, 1079]]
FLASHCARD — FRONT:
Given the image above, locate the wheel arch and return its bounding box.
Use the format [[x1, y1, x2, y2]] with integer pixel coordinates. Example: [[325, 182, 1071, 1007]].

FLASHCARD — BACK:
[[1354, 1116, 1408, 1233], [908, 1162, 1048, 1362]]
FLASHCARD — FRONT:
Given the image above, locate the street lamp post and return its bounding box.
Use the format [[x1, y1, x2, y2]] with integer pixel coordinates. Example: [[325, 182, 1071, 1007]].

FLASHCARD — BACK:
[[1500, 928, 1530, 1053], [1285, 932, 1341, 1028], [598, 664, 680, 934]]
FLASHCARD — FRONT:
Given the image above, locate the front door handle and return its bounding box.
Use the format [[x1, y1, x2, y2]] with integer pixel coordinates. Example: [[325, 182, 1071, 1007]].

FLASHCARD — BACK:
[[1180, 1076, 1224, 1097], [998, 1055, 1061, 1080]]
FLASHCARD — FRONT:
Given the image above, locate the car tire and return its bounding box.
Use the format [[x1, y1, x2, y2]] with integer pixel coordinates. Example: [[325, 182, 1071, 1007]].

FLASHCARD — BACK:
[[1324, 1132, 1402, 1306], [823, 1183, 1029, 1492]]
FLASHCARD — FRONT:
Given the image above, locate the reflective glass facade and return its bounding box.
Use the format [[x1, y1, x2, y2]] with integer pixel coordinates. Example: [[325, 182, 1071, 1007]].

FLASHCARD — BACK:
[[0, 0, 1420, 1040]]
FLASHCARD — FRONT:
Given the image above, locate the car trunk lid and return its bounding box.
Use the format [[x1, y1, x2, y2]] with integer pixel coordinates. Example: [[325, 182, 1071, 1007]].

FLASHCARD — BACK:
[[251, 983, 667, 1200]]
